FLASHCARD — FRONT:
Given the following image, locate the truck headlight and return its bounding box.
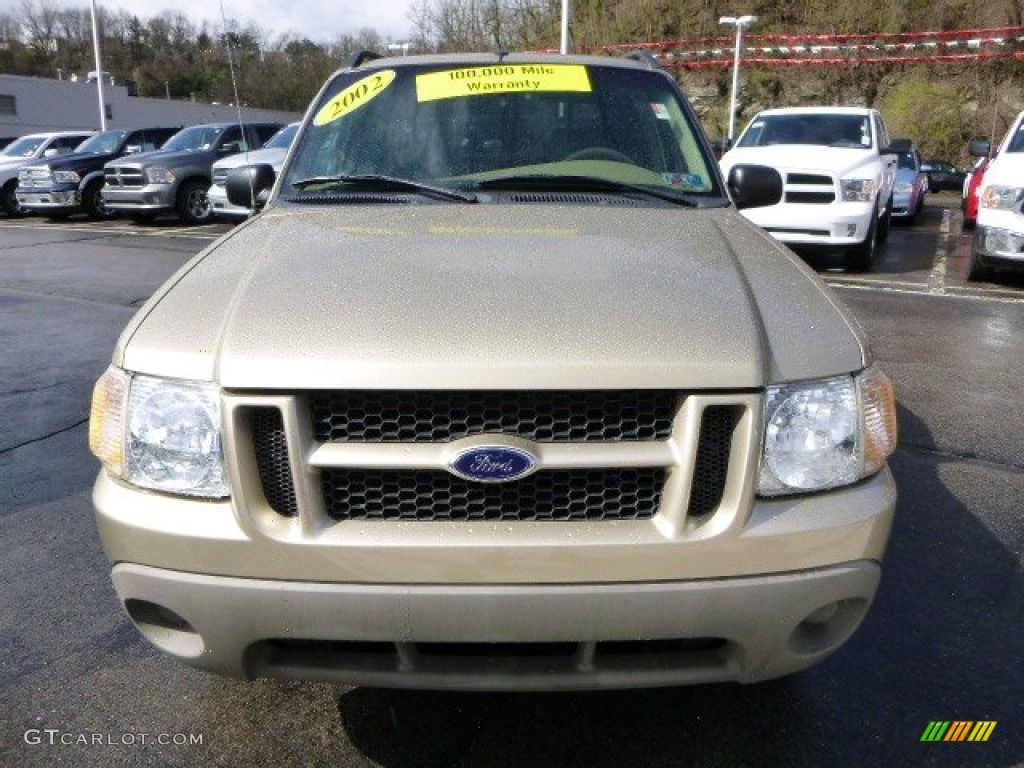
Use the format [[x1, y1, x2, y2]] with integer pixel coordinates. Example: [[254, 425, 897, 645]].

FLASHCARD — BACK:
[[144, 166, 176, 184], [980, 185, 1023, 211], [840, 179, 877, 203], [89, 367, 228, 498], [759, 366, 897, 495], [53, 170, 81, 183]]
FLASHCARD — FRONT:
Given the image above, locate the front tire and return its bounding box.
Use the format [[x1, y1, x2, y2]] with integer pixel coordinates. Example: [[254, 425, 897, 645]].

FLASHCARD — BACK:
[[176, 180, 213, 225], [1, 180, 26, 217], [82, 179, 114, 220], [845, 214, 877, 272]]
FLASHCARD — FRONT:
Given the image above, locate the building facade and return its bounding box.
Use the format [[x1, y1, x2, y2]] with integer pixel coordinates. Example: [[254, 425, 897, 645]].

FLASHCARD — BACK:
[[0, 74, 301, 142]]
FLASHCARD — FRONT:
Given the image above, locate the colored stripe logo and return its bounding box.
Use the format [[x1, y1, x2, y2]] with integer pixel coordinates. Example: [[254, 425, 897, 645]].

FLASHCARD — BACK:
[[921, 721, 997, 742]]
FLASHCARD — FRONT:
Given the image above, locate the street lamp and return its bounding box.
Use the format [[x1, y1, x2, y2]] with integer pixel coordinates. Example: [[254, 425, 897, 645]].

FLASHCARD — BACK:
[[89, 0, 107, 129], [719, 14, 756, 144]]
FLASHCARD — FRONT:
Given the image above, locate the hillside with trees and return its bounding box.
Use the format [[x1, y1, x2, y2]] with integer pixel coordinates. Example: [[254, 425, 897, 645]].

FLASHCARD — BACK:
[[1, 0, 1021, 163]]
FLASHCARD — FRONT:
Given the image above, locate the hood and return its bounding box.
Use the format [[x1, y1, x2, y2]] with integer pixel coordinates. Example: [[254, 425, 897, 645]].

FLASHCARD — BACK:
[[212, 147, 289, 173], [721, 145, 878, 178], [983, 150, 1024, 186], [36, 151, 117, 171], [107, 147, 211, 167], [119, 204, 866, 390]]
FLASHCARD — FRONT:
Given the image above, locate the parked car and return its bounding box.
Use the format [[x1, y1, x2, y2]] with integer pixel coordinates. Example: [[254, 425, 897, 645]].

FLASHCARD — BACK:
[[90, 51, 898, 691], [961, 155, 990, 230], [967, 113, 1024, 280], [891, 141, 928, 224], [101, 121, 284, 225], [921, 158, 967, 193], [0, 131, 95, 216], [208, 122, 300, 220], [719, 106, 898, 271], [16, 127, 179, 219]]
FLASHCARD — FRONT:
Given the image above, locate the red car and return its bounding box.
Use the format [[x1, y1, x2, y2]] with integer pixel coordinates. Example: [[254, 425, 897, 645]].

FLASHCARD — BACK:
[[961, 155, 991, 229]]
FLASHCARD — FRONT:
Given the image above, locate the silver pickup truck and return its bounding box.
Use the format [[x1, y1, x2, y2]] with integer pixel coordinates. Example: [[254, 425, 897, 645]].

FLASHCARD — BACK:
[[89, 52, 898, 691], [101, 121, 282, 224]]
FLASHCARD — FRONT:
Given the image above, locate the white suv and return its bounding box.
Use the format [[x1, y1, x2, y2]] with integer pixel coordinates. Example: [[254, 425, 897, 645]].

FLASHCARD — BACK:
[[720, 107, 897, 271], [968, 110, 1024, 280]]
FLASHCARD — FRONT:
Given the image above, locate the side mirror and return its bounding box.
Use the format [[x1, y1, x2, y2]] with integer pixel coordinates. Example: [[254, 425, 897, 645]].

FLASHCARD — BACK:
[[727, 164, 783, 210], [226, 164, 276, 212], [711, 138, 733, 159], [968, 137, 991, 158]]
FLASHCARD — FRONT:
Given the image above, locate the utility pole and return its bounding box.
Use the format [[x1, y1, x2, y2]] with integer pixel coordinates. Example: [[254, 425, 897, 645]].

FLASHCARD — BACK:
[[89, 0, 107, 129], [719, 15, 757, 143]]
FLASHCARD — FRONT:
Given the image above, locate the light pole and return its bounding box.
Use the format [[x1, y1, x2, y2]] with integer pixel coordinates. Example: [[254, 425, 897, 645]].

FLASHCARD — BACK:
[[89, 0, 107, 129], [719, 14, 756, 144]]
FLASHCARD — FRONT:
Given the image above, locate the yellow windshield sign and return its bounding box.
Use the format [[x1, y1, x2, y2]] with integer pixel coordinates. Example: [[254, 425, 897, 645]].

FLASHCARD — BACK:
[[416, 64, 591, 103], [314, 70, 396, 125]]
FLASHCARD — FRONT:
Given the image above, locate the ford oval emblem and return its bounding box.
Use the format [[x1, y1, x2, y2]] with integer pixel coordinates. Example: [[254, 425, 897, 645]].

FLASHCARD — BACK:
[[449, 445, 538, 483]]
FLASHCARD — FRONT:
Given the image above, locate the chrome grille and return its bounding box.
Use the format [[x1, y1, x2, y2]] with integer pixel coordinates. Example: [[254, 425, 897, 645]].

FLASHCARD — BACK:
[[104, 166, 145, 188], [18, 167, 53, 188], [320, 468, 665, 522], [310, 390, 677, 443]]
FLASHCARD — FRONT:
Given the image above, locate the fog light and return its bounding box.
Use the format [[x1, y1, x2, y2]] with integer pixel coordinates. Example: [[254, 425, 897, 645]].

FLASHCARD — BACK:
[[846, 223, 858, 237]]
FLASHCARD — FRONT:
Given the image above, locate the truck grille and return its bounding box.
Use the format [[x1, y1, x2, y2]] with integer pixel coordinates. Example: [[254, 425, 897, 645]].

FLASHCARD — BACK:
[[211, 168, 228, 186], [18, 167, 53, 188], [310, 390, 676, 443], [104, 166, 145, 188], [242, 392, 749, 528], [321, 468, 665, 522], [783, 172, 836, 204]]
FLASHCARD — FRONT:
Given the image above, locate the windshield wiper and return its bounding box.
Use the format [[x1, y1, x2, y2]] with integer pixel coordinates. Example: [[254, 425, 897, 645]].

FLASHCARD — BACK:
[[291, 174, 477, 203], [474, 175, 701, 207]]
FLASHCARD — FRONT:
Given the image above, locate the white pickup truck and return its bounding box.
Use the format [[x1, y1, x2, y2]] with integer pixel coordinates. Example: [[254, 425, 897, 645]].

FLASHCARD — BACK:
[[968, 110, 1024, 280], [720, 107, 898, 271]]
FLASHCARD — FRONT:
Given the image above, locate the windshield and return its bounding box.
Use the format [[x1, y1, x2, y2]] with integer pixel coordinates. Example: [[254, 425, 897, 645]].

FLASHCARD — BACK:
[[74, 130, 129, 155], [737, 114, 872, 149], [160, 125, 225, 152], [2, 136, 46, 157], [897, 152, 917, 171], [266, 123, 300, 149], [283, 62, 717, 199], [1006, 119, 1024, 153]]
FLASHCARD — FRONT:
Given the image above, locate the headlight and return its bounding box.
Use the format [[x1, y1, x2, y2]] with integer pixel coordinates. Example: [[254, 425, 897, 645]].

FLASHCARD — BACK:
[[894, 182, 913, 194], [89, 367, 228, 498], [980, 185, 1023, 210], [759, 366, 897, 496], [53, 170, 81, 183], [144, 166, 176, 184], [840, 179, 877, 202]]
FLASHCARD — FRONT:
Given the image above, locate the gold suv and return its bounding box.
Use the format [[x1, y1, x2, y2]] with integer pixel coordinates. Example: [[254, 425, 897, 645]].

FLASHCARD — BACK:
[[89, 52, 898, 690]]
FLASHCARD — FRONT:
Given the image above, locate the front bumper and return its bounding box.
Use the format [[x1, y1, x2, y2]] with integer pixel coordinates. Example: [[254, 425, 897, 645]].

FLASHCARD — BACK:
[[973, 216, 1024, 271], [16, 188, 79, 211], [96, 463, 896, 689], [112, 559, 882, 689], [740, 201, 875, 248], [208, 184, 250, 220], [102, 184, 174, 212]]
